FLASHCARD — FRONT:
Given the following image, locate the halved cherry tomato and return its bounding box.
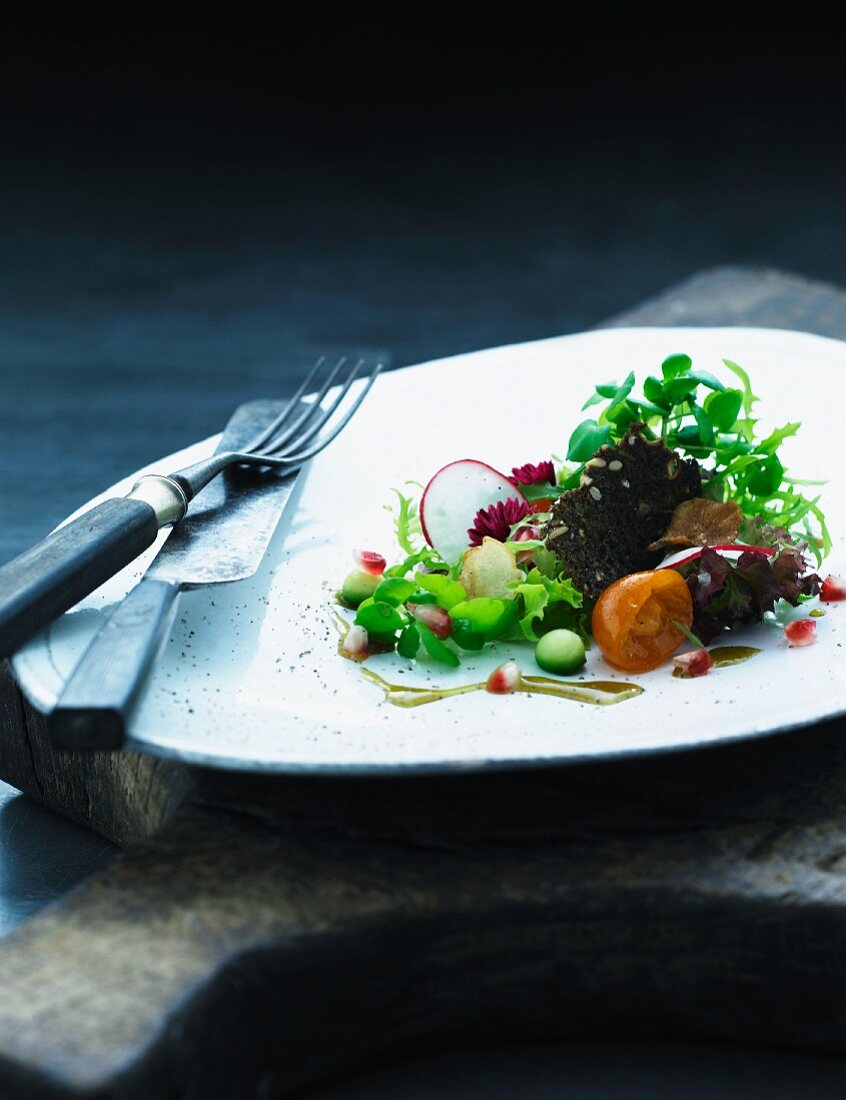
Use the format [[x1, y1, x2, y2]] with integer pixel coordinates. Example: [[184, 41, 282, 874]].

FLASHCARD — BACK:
[[592, 570, 694, 672]]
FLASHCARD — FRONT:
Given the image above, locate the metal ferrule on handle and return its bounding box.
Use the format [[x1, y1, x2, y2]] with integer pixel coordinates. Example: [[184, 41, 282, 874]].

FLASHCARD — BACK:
[[127, 475, 189, 525], [0, 476, 187, 660]]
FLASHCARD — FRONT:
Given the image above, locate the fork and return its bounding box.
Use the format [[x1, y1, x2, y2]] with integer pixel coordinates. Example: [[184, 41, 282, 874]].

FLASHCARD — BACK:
[[0, 356, 381, 658]]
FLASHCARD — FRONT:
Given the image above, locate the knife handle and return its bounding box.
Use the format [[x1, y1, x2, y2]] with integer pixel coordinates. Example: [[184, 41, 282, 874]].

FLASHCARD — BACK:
[[48, 578, 182, 750], [0, 498, 161, 659]]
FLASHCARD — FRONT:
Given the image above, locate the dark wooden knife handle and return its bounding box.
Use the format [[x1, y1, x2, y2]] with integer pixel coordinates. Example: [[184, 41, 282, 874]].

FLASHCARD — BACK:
[[0, 498, 159, 659], [49, 577, 182, 750]]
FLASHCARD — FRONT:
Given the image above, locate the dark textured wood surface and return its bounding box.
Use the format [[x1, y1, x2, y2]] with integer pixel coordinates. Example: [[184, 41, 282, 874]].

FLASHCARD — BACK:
[[2, 266, 846, 1098], [603, 265, 846, 335]]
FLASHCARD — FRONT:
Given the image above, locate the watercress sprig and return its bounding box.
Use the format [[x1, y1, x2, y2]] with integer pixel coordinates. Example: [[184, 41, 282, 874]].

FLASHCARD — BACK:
[[566, 354, 830, 561]]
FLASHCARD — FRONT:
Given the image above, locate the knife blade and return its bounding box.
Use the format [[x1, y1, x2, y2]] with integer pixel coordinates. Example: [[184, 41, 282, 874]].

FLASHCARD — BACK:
[[48, 400, 299, 750]]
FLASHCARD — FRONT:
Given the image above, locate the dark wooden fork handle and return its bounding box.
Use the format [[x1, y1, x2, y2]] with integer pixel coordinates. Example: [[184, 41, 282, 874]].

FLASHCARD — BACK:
[[0, 498, 159, 658]]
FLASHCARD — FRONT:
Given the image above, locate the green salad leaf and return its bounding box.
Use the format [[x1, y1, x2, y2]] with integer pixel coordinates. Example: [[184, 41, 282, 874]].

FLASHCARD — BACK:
[[567, 354, 829, 561], [338, 351, 829, 674], [510, 568, 589, 643]]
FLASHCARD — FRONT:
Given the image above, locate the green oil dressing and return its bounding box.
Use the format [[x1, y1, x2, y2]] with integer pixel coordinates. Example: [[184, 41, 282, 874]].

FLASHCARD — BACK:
[[329, 606, 350, 641], [672, 645, 760, 678], [710, 645, 761, 668], [361, 668, 643, 708], [519, 675, 643, 704], [330, 606, 366, 662]]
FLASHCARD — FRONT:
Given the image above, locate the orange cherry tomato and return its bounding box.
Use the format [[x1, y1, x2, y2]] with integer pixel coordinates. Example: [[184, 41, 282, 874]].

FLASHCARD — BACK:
[[592, 570, 694, 673]]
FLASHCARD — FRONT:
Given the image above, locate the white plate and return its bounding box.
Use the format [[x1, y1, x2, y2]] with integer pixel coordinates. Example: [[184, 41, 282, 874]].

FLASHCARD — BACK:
[[13, 327, 846, 773]]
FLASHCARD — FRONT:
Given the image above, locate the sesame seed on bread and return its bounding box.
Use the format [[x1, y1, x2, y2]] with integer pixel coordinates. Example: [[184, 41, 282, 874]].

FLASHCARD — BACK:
[[545, 424, 702, 600]]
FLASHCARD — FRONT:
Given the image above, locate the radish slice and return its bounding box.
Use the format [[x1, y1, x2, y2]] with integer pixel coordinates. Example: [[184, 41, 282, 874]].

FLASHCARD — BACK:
[[657, 544, 778, 570], [420, 460, 526, 566]]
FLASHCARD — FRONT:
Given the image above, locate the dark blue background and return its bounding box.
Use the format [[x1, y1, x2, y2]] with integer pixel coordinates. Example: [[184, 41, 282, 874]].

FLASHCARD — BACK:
[[1, 5, 845, 560]]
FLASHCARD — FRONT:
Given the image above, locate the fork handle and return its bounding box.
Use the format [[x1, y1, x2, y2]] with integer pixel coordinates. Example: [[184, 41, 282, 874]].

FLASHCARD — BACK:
[[49, 577, 181, 750], [0, 498, 160, 658]]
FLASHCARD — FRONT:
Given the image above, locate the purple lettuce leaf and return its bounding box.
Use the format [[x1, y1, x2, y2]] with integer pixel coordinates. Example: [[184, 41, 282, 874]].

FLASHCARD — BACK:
[[675, 546, 820, 644]]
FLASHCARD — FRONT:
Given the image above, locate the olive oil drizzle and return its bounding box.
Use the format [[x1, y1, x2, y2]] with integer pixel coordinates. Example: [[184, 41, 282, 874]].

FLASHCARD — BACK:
[[336, 607, 757, 700], [361, 668, 643, 708], [710, 645, 761, 667], [672, 645, 760, 678], [330, 606, 351, 640]]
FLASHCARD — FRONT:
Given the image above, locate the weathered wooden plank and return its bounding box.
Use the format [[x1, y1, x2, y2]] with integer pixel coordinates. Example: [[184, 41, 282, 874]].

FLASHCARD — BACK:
[[0, 664, 191, 847], [603, 265, 846, 336], [1, 266, 846, 1098], [3, 769, 846, 1099]]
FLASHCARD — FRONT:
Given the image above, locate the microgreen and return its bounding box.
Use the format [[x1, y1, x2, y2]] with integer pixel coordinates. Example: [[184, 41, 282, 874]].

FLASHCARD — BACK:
[[568, 354, 829, 560], [383, 485, 447, 576], [519, 481, 567, 503], [449, 597, 518, 639], [354, 600, 405, 638], [416, 573, 466, 609], [372, 577, 418, 605], [417, 622, 460, 667], [397, 622, 421, 658], [671, 620, 706, 649]]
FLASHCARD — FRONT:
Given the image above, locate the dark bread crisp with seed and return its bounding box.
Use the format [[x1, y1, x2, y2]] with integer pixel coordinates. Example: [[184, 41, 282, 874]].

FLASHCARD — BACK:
[[545, 424, 702, 600]]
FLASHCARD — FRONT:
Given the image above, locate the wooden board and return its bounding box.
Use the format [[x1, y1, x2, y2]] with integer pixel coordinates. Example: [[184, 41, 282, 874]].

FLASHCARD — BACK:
[[2, 266, 846, 1098]]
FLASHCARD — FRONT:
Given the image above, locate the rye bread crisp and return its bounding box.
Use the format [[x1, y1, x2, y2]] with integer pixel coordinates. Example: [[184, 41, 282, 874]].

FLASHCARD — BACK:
[[545, 425, 702, 600]]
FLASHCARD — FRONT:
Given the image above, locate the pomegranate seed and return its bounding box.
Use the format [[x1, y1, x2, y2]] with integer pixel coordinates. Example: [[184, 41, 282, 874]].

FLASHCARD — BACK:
[[486, 661, 522, 694], [341, 625, 369, 660], [821, 575, 846, 602], [408, 603, 452, 638], [785, 619, 816, 647], [672, 647, 713, 677], [354, 550, 387, 576]]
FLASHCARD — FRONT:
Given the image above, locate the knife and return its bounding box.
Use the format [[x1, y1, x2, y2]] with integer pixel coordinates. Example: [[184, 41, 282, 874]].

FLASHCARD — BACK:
[[48, 399, 299, 751]]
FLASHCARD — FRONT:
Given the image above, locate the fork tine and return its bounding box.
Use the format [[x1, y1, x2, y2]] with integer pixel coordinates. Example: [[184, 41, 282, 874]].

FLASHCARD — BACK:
[[267, 360, 383, 466], [166, 356, 382, 502], [241, 355, 333, 453], [258, 357, 365, 458], [254, 356, 353, 456]]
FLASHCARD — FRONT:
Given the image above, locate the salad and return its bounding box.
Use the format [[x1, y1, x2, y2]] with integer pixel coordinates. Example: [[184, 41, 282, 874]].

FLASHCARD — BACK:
[[337, 354, 844, 692]]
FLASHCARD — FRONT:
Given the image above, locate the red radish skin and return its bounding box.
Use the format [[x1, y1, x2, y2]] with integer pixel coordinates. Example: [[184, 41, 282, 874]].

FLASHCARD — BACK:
[[407, 603, 452, 639], [658, 544, 778, 570], [341, 625, 369, 660], [355, 550, 386, 576], [673, 648, 714, 677], [512, 524, 540, 565], [486, 661, 522, 694], [785, 620, 816, 647], [821, 575, 846, 601], [420, 459, 527, 566]]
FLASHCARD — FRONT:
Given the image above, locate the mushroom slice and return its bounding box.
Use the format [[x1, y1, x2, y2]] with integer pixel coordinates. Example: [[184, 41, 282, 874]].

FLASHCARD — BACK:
[[648, 498, 743, 552]]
